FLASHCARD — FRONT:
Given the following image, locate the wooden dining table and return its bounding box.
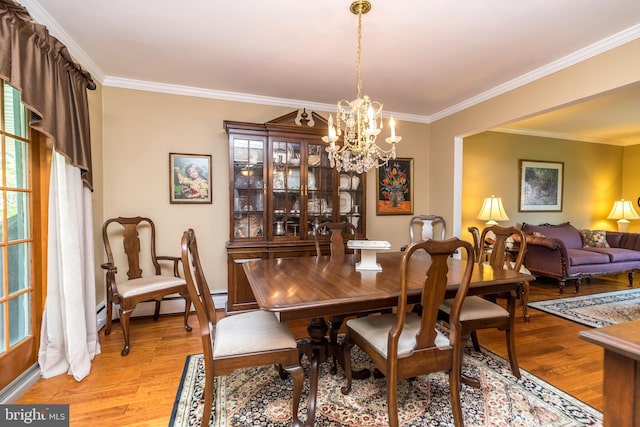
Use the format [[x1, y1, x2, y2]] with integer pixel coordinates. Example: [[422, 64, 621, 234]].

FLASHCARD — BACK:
[[242, 250, 534, 426]]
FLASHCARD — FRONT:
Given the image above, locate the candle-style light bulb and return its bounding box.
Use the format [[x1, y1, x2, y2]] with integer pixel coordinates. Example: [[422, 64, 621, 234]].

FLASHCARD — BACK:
[[389, 116, 396, 139], [329, 115, 339, 142]]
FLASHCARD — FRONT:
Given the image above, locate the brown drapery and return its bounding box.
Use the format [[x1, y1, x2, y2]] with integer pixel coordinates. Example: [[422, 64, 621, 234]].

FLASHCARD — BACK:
[[0, 0, 95, 188]]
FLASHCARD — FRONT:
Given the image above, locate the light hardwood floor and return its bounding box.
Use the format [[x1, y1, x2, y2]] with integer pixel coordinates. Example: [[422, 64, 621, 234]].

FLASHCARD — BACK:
[[17, 273, 629, 426]]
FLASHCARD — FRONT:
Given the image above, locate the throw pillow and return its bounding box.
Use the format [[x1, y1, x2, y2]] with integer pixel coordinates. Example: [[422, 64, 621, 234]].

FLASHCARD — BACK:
[[580, 229, 610, 248]]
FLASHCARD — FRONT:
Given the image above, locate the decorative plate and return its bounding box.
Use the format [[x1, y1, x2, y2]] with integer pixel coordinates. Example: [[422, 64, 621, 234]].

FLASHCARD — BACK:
[[339, 174, 351, 190], [308, 172, 317, 190], [339, 192, 352, 213], [287, 169, 300, 189]]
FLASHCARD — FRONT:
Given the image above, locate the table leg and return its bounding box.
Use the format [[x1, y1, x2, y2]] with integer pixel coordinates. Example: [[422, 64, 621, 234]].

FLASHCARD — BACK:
[[297, 317, 330, 427], [521, 281, 530, 322], [297, 316, 371, 425], [306, 351, 319, 427]]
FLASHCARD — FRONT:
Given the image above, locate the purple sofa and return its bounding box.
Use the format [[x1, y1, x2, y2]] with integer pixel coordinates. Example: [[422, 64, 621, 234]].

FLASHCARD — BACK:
[[516, 222, 640, 294]]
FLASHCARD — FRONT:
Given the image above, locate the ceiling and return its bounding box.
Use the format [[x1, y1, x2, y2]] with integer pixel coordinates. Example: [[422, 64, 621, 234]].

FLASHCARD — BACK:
[[19, 0, 640, 145]]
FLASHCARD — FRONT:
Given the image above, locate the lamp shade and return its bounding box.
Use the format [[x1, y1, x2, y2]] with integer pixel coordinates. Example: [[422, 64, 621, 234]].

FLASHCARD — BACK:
[[477, 195, 509, 226], [607, 199, 640, 232]]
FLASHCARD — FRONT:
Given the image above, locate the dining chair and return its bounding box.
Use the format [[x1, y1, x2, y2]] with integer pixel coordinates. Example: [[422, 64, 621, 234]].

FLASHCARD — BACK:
[[341, 238, 475, 427], [101, 216, 191, 356], [406, 215, 447, 314], [491, 226, 531, 322], [439, 225, 527, 378], [181, 228, 305, 426], [409, 214, 446, 242], [314, 221, 359, 372], [467, 226, 481, 262], [314, 221, 357, 262]]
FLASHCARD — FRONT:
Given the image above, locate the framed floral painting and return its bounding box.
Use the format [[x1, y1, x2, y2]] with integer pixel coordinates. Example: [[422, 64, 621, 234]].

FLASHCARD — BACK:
[[170, 153, 212, 204], [376, 158, 414, 215]]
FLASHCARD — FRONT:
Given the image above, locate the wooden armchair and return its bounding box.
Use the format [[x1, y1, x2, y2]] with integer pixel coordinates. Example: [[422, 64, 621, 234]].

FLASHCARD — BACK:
[[181, 229, 304, 426], [341, 238, 475, 427], [101, 216, 191, 356], [439, 225, 527, 378]]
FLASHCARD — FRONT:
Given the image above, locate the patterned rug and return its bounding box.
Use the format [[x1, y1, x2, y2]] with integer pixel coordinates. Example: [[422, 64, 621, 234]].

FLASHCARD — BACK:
[[528, 288, 640, 328], [169, 343, 601, 426]]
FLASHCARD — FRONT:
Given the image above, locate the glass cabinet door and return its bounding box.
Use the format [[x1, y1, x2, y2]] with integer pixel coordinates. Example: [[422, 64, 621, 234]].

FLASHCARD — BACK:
[[232, 138, 265, 239], [306, 142, 335, 238], [337, 169, 364, 235], [271, 141, 302, 238]]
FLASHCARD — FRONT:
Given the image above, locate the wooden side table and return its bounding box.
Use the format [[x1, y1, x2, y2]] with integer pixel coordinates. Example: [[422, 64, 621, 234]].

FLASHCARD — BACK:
[[580, 320, 640, 426]]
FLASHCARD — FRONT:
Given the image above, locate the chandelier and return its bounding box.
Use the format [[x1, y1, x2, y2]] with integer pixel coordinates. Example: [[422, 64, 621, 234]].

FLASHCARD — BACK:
[[322, 0, 401, 173]]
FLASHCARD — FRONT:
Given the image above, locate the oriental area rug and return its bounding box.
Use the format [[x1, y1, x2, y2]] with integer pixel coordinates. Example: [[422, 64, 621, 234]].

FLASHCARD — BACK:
[[169, 344, 601, 426], [528, 288, 640, 328]]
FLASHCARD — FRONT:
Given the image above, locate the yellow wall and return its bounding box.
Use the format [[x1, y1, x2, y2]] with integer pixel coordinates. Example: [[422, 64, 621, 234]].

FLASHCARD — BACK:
[[430, 38, 640, 237], [462, 131, 625, 236], [90, 37, 640, 301], [622, 144, 640, 212], [99, 88, 429, 295]]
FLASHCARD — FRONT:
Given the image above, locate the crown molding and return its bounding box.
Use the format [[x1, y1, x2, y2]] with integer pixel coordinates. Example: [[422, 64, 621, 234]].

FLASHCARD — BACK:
[[102, 76, 431, 123], [492, 127, 631, 146], [429, 23, 640, 122], [103, 76, 335, 113]]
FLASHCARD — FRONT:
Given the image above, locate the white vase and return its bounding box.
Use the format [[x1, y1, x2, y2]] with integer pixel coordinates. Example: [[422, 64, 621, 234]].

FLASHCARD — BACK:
[[350, 216, 360, 229]]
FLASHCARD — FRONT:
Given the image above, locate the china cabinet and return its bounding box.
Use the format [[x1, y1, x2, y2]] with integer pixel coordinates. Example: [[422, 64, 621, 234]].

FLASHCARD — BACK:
[[224, 109, 366, 312]]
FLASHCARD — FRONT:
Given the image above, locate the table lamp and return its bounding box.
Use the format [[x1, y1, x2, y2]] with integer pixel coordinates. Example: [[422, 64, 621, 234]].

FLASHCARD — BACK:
[[607, 199, 640, 232], [477, 195, 510, 226]]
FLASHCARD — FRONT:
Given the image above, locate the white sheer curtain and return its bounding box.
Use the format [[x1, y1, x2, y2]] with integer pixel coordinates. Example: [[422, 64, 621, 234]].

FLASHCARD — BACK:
[[38, 151, 100, 381]]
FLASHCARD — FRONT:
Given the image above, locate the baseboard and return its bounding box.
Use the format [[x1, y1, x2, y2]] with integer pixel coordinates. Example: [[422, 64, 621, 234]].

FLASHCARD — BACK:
[[96, 293, 228, 330], [0, 364, 40, 403]]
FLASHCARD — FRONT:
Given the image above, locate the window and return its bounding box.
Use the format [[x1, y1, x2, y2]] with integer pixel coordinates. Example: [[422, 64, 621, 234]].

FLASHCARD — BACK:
[[0, 81, 41, 390]]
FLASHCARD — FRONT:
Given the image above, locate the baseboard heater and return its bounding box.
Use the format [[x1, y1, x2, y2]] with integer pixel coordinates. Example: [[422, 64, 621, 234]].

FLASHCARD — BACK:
[[96, 292, 228, 331]]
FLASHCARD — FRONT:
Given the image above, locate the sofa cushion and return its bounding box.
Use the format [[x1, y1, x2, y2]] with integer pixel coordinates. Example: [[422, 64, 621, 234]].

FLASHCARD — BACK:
[[567, 248, 611, 266], [522, 223, 583, 249], [618, 233, 640, 251], [606, 232, 623, 248], [580, 229, 610, 248], [582, 247, 640, 262]]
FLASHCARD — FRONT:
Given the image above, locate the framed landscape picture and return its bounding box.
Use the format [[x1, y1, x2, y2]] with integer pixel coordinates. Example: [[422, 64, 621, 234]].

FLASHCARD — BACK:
[[519, 159, 563, 212], [170, 153, 212, 204], [376, 158, 414, 215]]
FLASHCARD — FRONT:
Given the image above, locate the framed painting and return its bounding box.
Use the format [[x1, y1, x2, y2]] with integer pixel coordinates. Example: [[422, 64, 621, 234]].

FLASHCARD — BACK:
[[519, 159, 563, 212], [170, 153, 212, 204], [376, 158, 414, 215]]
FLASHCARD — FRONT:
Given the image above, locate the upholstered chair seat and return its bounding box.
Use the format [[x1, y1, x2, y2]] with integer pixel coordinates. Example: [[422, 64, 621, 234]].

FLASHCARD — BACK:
[[344, 313, 450, 357], [115, 275, 186, 298], [212, 310, 298, 358], [440, 296, 509, 323]]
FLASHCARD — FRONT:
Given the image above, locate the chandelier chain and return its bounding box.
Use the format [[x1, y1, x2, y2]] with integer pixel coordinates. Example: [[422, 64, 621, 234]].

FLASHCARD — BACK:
[[356, 9, 362, 100], [322, 0, 402, 174]]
